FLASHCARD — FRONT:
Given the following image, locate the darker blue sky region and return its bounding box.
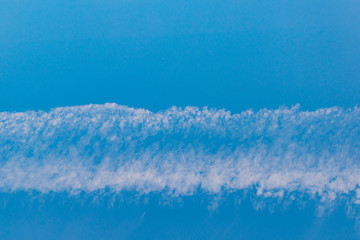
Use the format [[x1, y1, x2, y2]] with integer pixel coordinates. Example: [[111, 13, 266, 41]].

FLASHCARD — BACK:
[[0, 0, 360, 113], [0, 192, 359, 240]]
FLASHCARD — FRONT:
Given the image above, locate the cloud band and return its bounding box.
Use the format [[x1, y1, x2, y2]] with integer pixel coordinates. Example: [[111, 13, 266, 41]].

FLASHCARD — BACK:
[[0, 104, 359, 203]]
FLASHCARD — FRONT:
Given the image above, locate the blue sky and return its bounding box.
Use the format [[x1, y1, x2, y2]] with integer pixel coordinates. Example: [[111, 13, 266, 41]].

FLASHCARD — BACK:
[[1, 0, 360, 239], [1, 0, 360, 113]]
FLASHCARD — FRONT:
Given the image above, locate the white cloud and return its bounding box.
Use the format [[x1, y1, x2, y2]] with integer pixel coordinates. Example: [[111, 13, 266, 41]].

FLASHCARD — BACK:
[[0, 103, 359, 204]]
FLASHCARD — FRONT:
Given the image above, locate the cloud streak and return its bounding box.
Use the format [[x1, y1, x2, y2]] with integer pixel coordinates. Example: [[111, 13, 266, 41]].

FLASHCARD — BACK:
[[0, 103, 359, 204]]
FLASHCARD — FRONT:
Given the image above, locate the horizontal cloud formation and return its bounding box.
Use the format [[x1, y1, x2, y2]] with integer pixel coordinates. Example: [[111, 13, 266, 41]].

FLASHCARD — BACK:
[[0, 104, 359, 203]]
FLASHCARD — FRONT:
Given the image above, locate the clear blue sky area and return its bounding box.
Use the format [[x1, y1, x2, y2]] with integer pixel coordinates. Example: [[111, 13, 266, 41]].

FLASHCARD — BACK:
[[1, 0, 360, 112], [1, 0, 360, 239]]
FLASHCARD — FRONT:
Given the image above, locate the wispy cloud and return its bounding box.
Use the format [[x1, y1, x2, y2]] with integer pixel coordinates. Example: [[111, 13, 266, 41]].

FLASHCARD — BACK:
[[0, 103, 359, 204]]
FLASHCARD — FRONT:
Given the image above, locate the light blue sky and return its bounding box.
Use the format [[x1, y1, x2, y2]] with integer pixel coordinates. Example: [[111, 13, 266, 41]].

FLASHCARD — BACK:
[[1, 0, 360, 113], [1, 0, 360, 239]]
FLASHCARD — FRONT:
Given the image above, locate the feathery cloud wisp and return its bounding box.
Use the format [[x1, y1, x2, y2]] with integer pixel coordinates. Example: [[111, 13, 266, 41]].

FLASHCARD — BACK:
[[0, 103, 359, 204]]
